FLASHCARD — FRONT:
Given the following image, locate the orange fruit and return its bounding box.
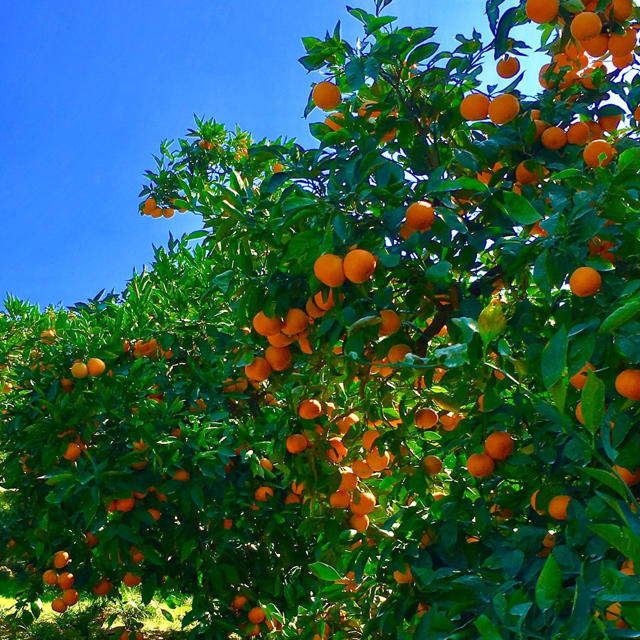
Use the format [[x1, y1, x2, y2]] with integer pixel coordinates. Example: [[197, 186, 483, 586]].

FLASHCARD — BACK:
[[123, 572, 142, 587], [282, 308, 309, 336], [415, 408, 438, 429], [93, 578, 113, 596], [51, 598, 67, 613], [569, 267, 601, 297], [613, 465, 640, 486], [350, 491, 376, 515], [70, 362, 88, 379], [393, 565, 414, 584], [116, 497, 136, 512], [248, 606, 266, 624], [53, 551, 70, 569], [327, 438, 347, 463], [306, 297, 325, 319], [245, 357, 272, 382], [325, 113, 344, 131], [621, 559, 635, 575], [286, 434, 308, 454], [484, 431, 514, 460], [525, 0, 559, 23], [349, 513, 370, 532], [515, 160, 542, 185], [254, 486, 274, 502], [43, 569, 58, 586], [352, 459, 373, 478], [615, 369, 640, 400], [612, 53, 633, 69], [338, 470, 358, 491], [612, 0, 633, 21], [497, 55, 520, 78], [343, 249, 376, 283], [312, 82, 341, 111], [566, 121, 590, 146], [422, 455, 442, 476], [609, 28, 636, 57], [173, 469, 190, 482], [361, 430, 380, 451], [488, 94, 520, 125], [252, 311, 282, 336], [265, 346, 292, 372], [583, 139, 616, 167], [570, 12, 602, 41], [406, 201, 436, 231], [314, 254, 345, 287], [582, 33, 609, 57], [548, 495, 571, 520], [62, 589, 79, 606], [459, 93, 490, 120], [142, 197, 157, 214], [569, 362, 594, 389], [298, 399, 323, 420], [466, 453, 495, 478], [387, 343, 411, 363], [119, 632, 143, 640], [378, 310, 401, 337], [329, 490, 351, 508], [541, 126, 567, 150], [232, 594, 248, 609], [366, 448, 390, 471], [86, 358, 106, 376], [58, 572, 74, 590]]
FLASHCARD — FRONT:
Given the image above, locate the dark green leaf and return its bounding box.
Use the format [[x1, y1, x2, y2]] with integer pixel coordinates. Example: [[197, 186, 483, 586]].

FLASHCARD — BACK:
[[541, 326, 568, 389], [535, 553, 561, 611]]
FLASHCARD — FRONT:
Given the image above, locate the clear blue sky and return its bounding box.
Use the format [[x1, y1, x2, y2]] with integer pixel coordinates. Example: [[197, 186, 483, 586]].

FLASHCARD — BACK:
[[1, 1, 531, 308]]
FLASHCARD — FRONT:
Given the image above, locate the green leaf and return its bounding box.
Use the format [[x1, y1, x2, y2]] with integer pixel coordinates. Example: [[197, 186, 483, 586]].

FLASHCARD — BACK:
[[499, 190, 542, 225], [577, 467, 628, 500], [309, 562, 342, 581], [580, 372, 605, 434], [567, 577, 591, 638], [407, 42, 439, 66], [599, 297, 640, 333], [535, 553, 561, 611], [541, 326, 568, 389], [474, 614, 504, 640], [588, 524, 640, 566], [494, 7, 519, 58], [618, 147, 640, 171]]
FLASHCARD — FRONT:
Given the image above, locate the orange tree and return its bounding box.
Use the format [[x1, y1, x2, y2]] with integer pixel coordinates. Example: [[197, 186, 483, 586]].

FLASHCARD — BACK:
[[2, 0, 640, 637]]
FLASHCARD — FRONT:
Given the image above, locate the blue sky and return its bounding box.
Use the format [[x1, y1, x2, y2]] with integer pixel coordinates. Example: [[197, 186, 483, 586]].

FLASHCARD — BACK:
[[1, 1, 532, 308]]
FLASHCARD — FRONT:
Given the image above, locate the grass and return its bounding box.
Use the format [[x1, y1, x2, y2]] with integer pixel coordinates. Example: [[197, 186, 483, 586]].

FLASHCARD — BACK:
[[0, 571, 191, 639]]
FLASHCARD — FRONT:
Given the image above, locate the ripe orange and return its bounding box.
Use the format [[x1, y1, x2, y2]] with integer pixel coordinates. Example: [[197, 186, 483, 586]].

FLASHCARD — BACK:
[[58, 572, 74, 590], [566, 121, 590, 146], [43, 569, 58, 586], [306, 297, 325, 319], [173, 469, 190, 482], [583, 139, 616, 167], [51, 598, 67, 613], [53, 551, 70, 569], [350, 491, 376, 515], [612, 0, 633, 21], [488, 94, 520, 125], [613, 465, 640, 487], [569, 362, 594, 389], [147, 508, 161, 521], [352, 459, 373, 478], [387, 343, 411, 363], [330, 490, 351, 508], [119, 632, 143, 640], [609, 28, 636, 57], [93, 578, 113, 596], [541, 126, 567, 150], [265, 346, 292, 372], [466, 453, 495, 478], [286, 434, 308, 454], [248, 606, 266, 624], [406, 201, 436, 231], [422, 455, 442, 476], [123, 572, 142, 587], [282, 308, 309, 336], [343, 249, 377, 283], [569, 267, 601, 297], [525, 0, 559, 24], [484, 432, 514, 461], [86, 357, 106, 376], [327, 438, 347, 463], [378, 310, 401, 337], [621, 559, 635, 576], [497, 55, 520, 78], [314, 254, 345, 287], [62, 589, 79, 606], [615, 369, 640, 400], [612, 53, 633, 69], [116, 497, 135, 512], [252, 311, 282, 336], [325, 112, 344, 131], [366, 448, 390, 471], [312, 82, 341, 111], [254, 486, 274, 502], [349, 513, 370, 532], [548, 495, 571, 520], [298, 399, 323, 420], [393, 565, 414, 584], [232, 594, 248, 609], [515, 160, 541, 185], [70, 362, 88, 379], [570, 12, 602, 41], [338, 470, 358, 491], [361, 430, 380, 451], [459, 93, 490, 121], [245, 357, 272, 382], [415, 408, 438, 429]]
